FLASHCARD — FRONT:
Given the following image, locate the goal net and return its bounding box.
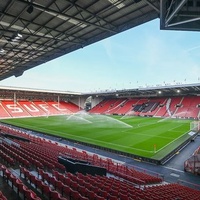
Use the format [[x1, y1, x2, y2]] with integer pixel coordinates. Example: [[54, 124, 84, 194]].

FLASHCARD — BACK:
[[190, 121, 200, 132]]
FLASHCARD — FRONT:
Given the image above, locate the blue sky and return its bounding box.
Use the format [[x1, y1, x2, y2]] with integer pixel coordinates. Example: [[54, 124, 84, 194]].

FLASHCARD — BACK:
[[0, 19, 200, 93]]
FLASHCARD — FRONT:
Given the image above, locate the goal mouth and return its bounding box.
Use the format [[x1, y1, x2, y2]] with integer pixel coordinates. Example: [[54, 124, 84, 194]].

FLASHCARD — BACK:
[[190, 121, 200, 132]]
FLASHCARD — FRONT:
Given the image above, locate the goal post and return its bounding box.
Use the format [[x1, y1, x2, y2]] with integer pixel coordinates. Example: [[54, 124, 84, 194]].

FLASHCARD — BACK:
[[190, 121, 200, 132]]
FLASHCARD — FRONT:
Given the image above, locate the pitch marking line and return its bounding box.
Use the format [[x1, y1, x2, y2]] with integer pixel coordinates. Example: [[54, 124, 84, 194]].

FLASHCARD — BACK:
[[9, 119, 190, 156], [15, 122, 155, 154], [168, 124, 183, 131], [152, 130, 189, 157]]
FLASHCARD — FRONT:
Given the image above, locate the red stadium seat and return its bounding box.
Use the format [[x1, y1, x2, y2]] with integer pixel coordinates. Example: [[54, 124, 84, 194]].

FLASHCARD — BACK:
[[42, 183, 51, 199], [50, 190, 61, 200], [62, 185, 71, 198], [55, 180, 64, 194]]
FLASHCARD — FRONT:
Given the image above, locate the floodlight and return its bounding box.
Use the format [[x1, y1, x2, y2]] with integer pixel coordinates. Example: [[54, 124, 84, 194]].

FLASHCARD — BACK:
[[16, 33, 22, 39], [11, 32, 23, 42], [0, 49, 5, 54]]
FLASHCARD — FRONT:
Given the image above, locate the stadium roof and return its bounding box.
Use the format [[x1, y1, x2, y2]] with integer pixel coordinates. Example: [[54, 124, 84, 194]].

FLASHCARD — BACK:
[[0, 85, 82, 101], [87, 83, 200, 98], [0, 83, 200, 100], [0, 0, 200, 81]]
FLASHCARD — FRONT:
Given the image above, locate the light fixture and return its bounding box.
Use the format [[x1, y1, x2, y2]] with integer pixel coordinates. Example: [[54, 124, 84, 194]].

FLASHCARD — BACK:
[[16, 33, 22, 39], [0, 48, 5, 54], [158, 91, 162, 94], [11, 32, 23, 42], [177, 89, 180, 93]]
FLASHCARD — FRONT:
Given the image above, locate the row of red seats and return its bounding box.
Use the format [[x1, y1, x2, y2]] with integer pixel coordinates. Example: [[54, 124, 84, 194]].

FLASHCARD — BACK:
[[1, 125, 162, 185], [53, 169, 200, 200], [144, 183, 200, 200], [0, 191, 7, 200], [89, 96, 200, 118], [0, 143, 30, 168], [20, 166, 87, 200], [1, 125, 200, 199], [1, 140, 64, 171], [60, 150, 162, 185], [14, 140, 65, 171], [109, 164, 162, 184], [0, 164, 40, 200], [1, 123, 162, 186], [0, 149, 14, 167], [18, 165, 200, 200], [40, 167, 127, 200], [12, 141, 56, 170]]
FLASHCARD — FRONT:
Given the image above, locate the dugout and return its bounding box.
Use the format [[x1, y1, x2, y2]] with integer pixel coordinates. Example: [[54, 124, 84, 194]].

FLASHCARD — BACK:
[[58, 156, 106, 176]]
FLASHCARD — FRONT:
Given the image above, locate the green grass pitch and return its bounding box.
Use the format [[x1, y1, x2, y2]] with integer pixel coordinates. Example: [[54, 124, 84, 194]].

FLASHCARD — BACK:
[[0, 114, 192, 160]]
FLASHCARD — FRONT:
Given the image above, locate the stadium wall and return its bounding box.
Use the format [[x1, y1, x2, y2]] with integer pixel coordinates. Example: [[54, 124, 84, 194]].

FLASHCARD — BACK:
[[70, 96, 87, 109], [91, 96, 104, 108]]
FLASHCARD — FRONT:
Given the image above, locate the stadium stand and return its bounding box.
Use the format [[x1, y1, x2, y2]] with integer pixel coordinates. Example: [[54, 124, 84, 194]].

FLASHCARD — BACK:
[[1, 101, 31, 118], [0, 100, 80, 118], [0, 164, 41, 200], [173, 96, 193, 118], [115, 98, 139, 115], [0, 123, 200, 199], [0, 89, 199, 199], [163, 97, 183, 117], [46, 101, 69, 115], [89, 96, 200, 119], [18, 101, 39, 117], [32, 101, 53, 116], [0, 103, 11, 118], [59, 101, 81, 113], [89, 99, 121, 114], [183, 96, 200, 119], [153, 98, 168, 117], [1, 0, 200, 198], [105, 99, 127, 114]]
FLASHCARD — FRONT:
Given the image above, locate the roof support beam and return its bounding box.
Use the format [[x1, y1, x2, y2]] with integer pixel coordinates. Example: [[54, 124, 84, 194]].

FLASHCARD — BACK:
[[144, 0, 160, 13], [17, 0, 117, 33], [165, 0, 188, 26], [65, 0, 117, 30], [167, 16, 200, 27]]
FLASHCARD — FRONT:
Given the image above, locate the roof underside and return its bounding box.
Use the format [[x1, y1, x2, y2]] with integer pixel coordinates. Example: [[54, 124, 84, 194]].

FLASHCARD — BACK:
[[0, 0, 159, 80], [87, 83, 200, 98], [0, 0, 199, 81]]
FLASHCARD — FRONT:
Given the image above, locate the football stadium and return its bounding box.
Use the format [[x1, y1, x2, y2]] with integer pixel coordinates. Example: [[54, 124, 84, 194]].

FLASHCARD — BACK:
[[0, 1, 200, 200]]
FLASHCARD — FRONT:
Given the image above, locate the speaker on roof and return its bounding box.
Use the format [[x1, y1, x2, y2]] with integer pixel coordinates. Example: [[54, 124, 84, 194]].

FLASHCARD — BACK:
[[14, 70, 24, 77], [27, 5, 33, 14]]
